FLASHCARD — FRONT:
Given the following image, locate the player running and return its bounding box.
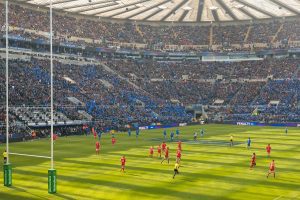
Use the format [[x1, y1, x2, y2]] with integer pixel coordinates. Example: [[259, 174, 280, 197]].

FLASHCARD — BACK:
[[250, 153, 256, 169], [149, 146, 154, 157], [96, 141, 100, 155], [176, 149, 182, 163], [285, 127, 288, 135], [267, 160, 275, 178], [170, 131, 174, 141], [177, 140, 182, 151], [230, 135, 234, 147], [162, 141, 167, 152], [163, 129, 167, 139], [176, 128, 180, 138], [193, 132, 198, 141], [266, 144, 271, 157], [161, 147, 170, 164], [112, 137, 116, 145], [173, 162, 180, 179], [200, 129, 204, 137], [247, 137, 251, 149], [157, 145, 162, 158], [121, 156, 126, 172], [53, 133, 58, 144]]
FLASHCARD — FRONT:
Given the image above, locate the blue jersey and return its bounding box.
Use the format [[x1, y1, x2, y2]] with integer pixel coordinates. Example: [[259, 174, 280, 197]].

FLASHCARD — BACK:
[[176, 129, 179, 135], [128, 129, 131, 136], [171, 132, 174, 137], [163, 130, 167, 136], [247, 139, 251, 146]]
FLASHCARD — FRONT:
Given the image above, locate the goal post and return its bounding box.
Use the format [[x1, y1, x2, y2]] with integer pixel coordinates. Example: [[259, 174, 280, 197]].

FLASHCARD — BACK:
[[3, 164, 12, 187], [3, 0, 57, 193], [4, 0, 12, 188], [48, 0, 57, 194], [48, 169, 57, 194]]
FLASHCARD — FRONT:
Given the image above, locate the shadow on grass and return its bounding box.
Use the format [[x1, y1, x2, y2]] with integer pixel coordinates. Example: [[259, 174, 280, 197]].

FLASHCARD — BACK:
[[11, 186, 49, 199], [53, 193, 77, 200], [13, 169, 232, 200]]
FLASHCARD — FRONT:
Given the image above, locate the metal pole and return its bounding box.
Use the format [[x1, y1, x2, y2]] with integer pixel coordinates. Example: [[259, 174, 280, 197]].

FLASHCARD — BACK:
[[50, 0, 54, 170], [5, 0, 9, 164], [48, 2, 57, 193]]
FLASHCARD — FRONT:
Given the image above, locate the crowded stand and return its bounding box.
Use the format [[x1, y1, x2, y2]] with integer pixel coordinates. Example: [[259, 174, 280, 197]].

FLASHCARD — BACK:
[[247, 22, 281, 44], [0, 57, 192, 131], [0, 2, 299, 141], [106, 58, 299, 80], [276, 20, 300, 42], [0, 55, 299, 131], [213, 24, 248, 45], [0, 3, 299, 50]]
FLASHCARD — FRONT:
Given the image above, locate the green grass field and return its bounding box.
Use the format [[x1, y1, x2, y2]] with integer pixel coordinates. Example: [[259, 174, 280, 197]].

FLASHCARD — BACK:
[[1, 124, 300, 200]]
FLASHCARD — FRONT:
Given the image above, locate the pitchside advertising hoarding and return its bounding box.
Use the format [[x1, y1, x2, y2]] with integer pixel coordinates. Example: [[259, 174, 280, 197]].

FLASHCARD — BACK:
[[236, 122, 300, 127], [138, 123, 187, 130]]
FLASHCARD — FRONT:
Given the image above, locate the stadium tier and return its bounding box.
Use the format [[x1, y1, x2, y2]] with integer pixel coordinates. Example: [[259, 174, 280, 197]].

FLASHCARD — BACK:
[[0, 55, 299, 133], [0, 3, 300, 51]]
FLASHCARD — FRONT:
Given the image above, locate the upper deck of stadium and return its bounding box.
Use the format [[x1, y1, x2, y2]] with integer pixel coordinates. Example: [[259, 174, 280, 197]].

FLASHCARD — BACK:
[[11, 0, 300, 24]]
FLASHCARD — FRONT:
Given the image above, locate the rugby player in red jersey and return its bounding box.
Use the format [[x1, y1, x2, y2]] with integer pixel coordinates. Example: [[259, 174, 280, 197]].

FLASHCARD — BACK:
[[112, 137, 116, 145], [162, 142, 167, 152], [250, 153, 256, 169], [121, 155, 126, 172], [96, 141, 100, 155], [161, 147, 170, 164], [267, 160, 275, 178], [178, 140, 182, 151], [266, 144, 271, 157], [176, 149, 182, 163], [149, 146, 154, 157], [157, 145, 162, 158]]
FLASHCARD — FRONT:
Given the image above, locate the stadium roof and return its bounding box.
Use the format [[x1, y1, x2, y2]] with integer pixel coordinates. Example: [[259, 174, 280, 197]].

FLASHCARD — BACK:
[[15, 0, 300, 22]]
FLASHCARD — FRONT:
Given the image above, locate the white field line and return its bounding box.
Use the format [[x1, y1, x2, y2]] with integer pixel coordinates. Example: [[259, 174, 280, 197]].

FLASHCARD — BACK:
[[273, 196, 283, 200], [9, 152, 51, 159]]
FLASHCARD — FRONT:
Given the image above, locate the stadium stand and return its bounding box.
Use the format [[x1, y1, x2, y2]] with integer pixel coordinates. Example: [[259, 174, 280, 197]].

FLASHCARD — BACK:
[[0, 1, 299, 139]]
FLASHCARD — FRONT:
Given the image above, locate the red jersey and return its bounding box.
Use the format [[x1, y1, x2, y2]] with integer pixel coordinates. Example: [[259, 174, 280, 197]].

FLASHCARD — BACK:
[[251, 155, 256, 163], [53, 134, 57, 140], [177, 151, 181, 158], [162, 143, 166, 150], [178, 141, 182, 148], [112, 138, 116, 144], [165, 149, 169, 157], [96, 142, 100, 149], [150, 147, 154, 154], [121, 157, 126, 165], [269, 162, 275, 171], [266, 145, 271, 153], [157, 146, 161, 153]]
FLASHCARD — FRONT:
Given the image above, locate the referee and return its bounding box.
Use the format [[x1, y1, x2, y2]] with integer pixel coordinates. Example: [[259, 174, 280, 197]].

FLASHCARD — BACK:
[[3, 150, 7, 164], [173, 162, 180, 179]]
